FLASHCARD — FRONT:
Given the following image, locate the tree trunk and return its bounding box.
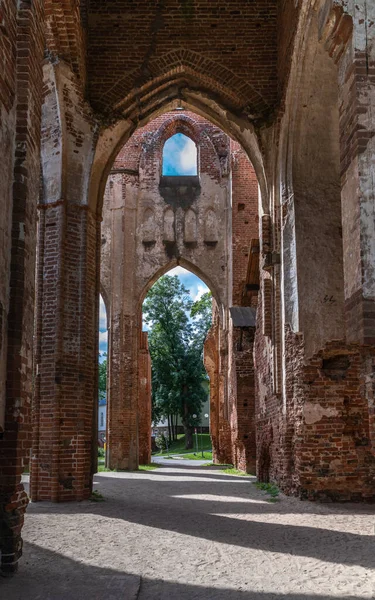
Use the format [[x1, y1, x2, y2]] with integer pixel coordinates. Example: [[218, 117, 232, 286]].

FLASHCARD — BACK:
[[167, 414, 172, 443], [174, 413, 178, 441], [184, 425, 193, 449], [182, 399, 193, 449]]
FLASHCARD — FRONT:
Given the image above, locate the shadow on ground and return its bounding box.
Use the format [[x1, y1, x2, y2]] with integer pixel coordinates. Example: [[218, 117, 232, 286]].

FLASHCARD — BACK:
[[23, 467, 375, 571], [0, 541, 370, 600]]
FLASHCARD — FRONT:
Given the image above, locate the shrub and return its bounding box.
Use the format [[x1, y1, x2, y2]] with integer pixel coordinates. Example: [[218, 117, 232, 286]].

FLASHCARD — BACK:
[[155, 433, 168, 451]]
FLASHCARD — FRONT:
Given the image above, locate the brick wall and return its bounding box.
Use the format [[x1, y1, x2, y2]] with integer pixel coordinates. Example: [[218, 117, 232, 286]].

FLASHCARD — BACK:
[[0, 0, 44, 574], [31, 205, 99, 502], [229, 142, 259, 473], [101, 110, 234, 469], [31, 60, 100, 503], [334, 4, 375, 346], [87, 0, 277, 120], [138, 332, 152, 465]]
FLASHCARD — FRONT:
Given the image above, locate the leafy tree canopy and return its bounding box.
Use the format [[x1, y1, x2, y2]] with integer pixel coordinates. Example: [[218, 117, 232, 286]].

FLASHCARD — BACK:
[[98, 356, 107, 400], [143, 275, 212, 446]]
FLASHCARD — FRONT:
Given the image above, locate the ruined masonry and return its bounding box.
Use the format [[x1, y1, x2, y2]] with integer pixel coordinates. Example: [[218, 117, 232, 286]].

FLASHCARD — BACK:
[[0, 0, 374, 576]]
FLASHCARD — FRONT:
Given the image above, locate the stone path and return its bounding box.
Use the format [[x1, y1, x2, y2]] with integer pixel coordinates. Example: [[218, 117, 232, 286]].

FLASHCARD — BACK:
[[1, 466, 375, 599]]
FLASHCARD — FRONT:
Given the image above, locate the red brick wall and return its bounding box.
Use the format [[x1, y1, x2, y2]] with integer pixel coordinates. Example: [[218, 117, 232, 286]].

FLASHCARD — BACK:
[[87, 0, 277, 120], [0, 0, 44, 574], [297, 342, 375, 501], [229, 142, 259, 473], [337, 21, 375, 346], [102, 110, 231, 470], [31, 206, 99, 503], [231, 141, 259, 306], [138, 332, 152, 465]]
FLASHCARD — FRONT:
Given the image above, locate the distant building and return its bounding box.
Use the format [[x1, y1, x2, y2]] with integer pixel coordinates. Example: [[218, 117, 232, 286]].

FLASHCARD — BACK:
[[98, 395, 106, 444], [153, 380, 210, 434]]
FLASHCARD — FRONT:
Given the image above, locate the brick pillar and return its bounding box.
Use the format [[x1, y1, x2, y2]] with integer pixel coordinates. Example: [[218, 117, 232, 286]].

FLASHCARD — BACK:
[[205, 315, 232, 465], [337, 6, 375, 345], [204, 323, 220, 462], [138, 331, 151, 465], [106, 173, 139, 471], [31, 204, 99, 501], [231, 327, 256, 474], [107, 314, 139, 470], [0, 0, 44, 575]]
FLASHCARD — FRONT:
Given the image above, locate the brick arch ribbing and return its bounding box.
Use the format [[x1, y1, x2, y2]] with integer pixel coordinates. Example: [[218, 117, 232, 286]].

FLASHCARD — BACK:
[[89, 99, 268, 218], [97, 50, 271, 120]]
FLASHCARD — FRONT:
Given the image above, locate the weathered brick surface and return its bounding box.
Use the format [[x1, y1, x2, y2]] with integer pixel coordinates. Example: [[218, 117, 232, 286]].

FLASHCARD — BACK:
[[138, 332, 152, 465], [87, 0, 278, 120], [229, 141, 259, 473], [101, 111, 233, 469], [0, 0, 44, 574], [31, 204, 99, 502], [2, 0, 375, 579], [335, 5, 375, 346]]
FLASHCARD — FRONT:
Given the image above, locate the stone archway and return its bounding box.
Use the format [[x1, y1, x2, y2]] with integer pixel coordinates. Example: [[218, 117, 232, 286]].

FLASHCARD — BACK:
[[100, 111, 235, 470]]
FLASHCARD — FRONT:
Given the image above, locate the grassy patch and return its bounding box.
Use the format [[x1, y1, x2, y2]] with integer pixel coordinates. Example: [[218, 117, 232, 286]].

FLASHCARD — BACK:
[[90, 489, 105, 502], [254, 482, 280, 500], [97, 465, 114, 472], [179, 451, 213, 461], [221, 467, 253, 477], [138, 464, 159, 471], [202, 462, 234, 467], [155, 433, 212, 456]]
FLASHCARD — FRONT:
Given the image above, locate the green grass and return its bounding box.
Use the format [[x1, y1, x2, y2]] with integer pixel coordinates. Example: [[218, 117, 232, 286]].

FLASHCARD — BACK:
[[90, 489, 105, 502], [221, 467, 253, 477], [97, 465, 113, 472], [97, 463, 160, 473], [156, 433, 212, 456], [201, 462, 234, 467], [138, 464, 159, 471], [254, 481, 280, 500], [178, 451, 212, 461]]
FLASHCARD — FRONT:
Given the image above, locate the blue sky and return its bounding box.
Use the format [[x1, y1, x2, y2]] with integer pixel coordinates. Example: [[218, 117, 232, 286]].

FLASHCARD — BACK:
[[162, 133, 197, 176], [98, 267, 209, 358]]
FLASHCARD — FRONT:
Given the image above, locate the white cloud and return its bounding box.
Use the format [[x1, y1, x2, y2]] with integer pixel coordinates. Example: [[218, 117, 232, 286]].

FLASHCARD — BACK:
[[99, 295, 107, 330], [191, 282, 208, 302], [179, 137, 197, 173], [99, 330, 108, 349], [167, 266, 188, 277]]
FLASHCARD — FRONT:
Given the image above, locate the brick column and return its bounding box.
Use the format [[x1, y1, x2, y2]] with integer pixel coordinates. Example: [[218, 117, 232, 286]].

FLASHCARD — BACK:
[[204, 323, 220, 462], [106, 182, 139, 470], [0, 0, 44, 575], [205, 315, 232, 465], [231, 327, 256, 474], [337, 5, 375, 345], [31, 204, 99, 501], [138, 332, 152, 465]]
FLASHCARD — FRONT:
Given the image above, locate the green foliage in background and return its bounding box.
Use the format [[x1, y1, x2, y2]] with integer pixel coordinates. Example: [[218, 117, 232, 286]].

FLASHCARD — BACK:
[[143, 275, 212, 448]]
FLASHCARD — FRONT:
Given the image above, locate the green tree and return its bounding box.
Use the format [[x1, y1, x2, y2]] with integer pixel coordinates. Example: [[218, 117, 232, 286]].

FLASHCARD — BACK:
[[143, 275, 211, 449], [98, 356, 107, 400], [191, 291, 212, 350]]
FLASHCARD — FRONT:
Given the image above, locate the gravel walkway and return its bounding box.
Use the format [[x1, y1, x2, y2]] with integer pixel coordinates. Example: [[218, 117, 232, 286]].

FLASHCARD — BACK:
[[1, 465, 375, 599]]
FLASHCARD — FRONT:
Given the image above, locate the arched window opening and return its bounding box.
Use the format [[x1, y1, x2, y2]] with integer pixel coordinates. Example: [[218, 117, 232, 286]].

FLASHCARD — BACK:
[[142, 266, 212, 454], [162, 133, 198, 176], [98, 294, 108, 453]]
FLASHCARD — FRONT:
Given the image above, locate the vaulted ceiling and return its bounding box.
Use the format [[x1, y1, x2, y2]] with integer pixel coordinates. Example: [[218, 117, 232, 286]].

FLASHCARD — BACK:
[[86, 0, 278, 121]]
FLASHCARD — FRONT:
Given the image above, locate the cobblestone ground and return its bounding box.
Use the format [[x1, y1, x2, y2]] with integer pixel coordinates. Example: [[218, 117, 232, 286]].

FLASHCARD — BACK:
[[1, 465, 375, 599]]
